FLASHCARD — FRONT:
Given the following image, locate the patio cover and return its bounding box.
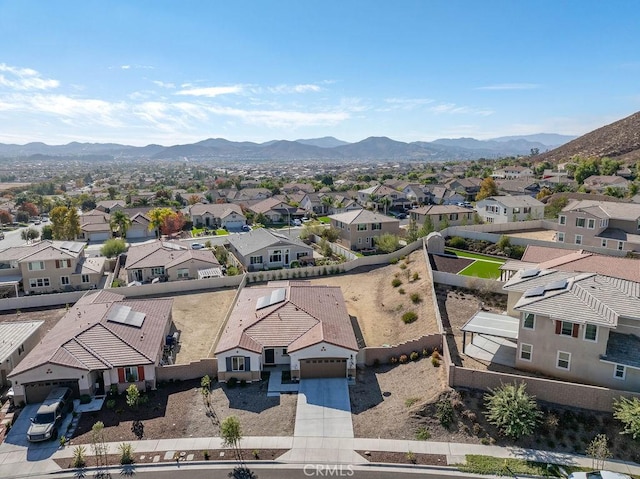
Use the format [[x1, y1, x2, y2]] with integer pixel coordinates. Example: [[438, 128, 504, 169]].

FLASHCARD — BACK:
[[461, 311, 519, 340], [198, 267, 223, 279], [0, 275, 21, 298]]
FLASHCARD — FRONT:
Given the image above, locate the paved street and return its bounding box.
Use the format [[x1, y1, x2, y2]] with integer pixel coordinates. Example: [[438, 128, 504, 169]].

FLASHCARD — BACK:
[[0, 223, 45, 249]]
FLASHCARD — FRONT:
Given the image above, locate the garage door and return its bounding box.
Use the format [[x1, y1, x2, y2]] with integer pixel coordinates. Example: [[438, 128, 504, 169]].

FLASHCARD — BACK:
[[24, 380, 80, 404], [223, 220, 245, 230], [300, 358, 347, 379]]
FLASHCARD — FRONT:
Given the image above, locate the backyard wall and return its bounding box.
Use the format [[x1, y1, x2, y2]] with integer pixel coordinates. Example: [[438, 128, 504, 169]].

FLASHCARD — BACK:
[[0, 291, 86, 311], [359, 334, 442, 366], [431, 270, 506, 293], [155, 358, 218, 382], [449, 367, 640, 412]]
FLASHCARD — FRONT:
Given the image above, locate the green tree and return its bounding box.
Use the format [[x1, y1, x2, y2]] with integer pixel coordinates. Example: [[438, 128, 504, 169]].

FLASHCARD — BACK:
[[0, 209, 12, 226], [107, 186, 118, 200], [220, 416, 243, 461], [64, 207, 81, 240], [586, 434, 611, 470], [148, 207, 173, 238], [110, 210, 132, 238], [214, 245, 228, 265], [101, 239, 127, 258], [49, 206, 69, 240], [41, 224, 53, 240], [574, 158, 599, 184], [126, 384, 140, 409], [599, 157, 620, 176], [484, 382, 541, 439], [544, 196, 569, 219], [613, 396, 640, 439], [374, 233, 401, 253], [418, 216, 434, 237], [628, 182, 639, 198], [320, 226, 340, 242], [476, 177, 498, 201], [21, 227, 40, 242], [406, 219, 419, 242]]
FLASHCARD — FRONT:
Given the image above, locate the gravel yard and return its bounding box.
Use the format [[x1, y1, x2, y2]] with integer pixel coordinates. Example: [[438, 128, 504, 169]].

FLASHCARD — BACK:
[[0, 306, 67, 333], [311, 250, 438, 346], [72, 377, 296, 444], [350, 358, 447, 439], [503, 229, 557, 241], [169, 289, 238, 364]]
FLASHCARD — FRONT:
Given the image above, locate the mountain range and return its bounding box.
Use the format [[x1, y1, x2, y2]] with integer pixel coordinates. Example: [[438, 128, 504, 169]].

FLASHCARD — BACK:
[[0, 134, 575, 162]]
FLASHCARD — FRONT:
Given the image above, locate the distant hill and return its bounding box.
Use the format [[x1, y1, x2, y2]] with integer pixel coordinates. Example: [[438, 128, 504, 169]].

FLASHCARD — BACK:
[[491, 133, 576, 147], [432, 135, 574, 156], [0, 133, 583, 162], [536, 111, 640, 164], [295, 136, 350, 148]]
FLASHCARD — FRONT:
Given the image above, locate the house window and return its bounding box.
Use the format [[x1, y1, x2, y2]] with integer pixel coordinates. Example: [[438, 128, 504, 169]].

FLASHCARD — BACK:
[[519, 343, 533, 362], [151, 267, 165, 276], [60, 276, 70, 286], [55, 259, 72, 269], [231, 356, 245, 371], [575, 234, 582, 245], [523, 313, 535, 330], [618, 241, 624, 251], [269, 250, 282, 263], [81, 274, 90, 283], [587, 218, 595, 229], [282, 348, 288, 356], [557, 232, 565, 242], [575, 218, 585, 228], [371, 223, 382, 230], [177, 268, 189, 278], [523, 207, 531, 214], [28, 261, 45, 271], [358, 237, 362, 244], [449, 213, 458, 220], [125, 366, 139, 382], [557, 320, 577, 337], [601, 239, 607, 248], [556, 351, 571, 370], [29, 278, 50, 288], [614, 364, 626, 380], [584, 324, 597, 342], [357, 224, 367, 231], [250, 256, 262, 265], [558, 215, 566, 225], [296, 252, 307, 259]]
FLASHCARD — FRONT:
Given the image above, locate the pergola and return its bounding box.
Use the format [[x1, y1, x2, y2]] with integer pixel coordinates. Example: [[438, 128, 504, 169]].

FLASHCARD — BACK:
[[0, 275, 21, 299], [460, 310, 519, 354]]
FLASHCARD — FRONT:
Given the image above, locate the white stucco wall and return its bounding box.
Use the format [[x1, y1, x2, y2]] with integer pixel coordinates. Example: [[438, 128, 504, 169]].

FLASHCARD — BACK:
[[10, 364, 88, 401], [216, 349, 262, 374], [288, 342, 357, 372]]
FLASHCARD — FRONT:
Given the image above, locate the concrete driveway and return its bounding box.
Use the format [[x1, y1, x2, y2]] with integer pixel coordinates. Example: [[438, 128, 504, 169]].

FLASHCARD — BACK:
[[294, 378, 353, 438]]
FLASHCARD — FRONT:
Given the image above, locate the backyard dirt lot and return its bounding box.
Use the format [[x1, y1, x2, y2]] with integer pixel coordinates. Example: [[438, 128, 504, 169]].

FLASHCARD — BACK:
[[310, 249, 438, 347], [504, 229, 557, 242], [169, 289, 238, 364], [72, 377, 297, 444], [0, 306, 67, 334], [351, 358, 447, 439]]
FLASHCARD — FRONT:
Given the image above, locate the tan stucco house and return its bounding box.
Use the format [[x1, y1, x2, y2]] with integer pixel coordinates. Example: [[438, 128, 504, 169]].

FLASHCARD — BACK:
[[8, 290, 173, 403], [329, 209, 400, 251], [215, 281, 359, 382]]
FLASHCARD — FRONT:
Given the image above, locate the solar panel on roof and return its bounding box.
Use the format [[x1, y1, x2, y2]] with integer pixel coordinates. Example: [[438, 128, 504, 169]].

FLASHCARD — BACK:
[[107, 304, 146, 328], [520, 269, 540, 279], [523, 286, 545, 298], [256, 287, 287, 310], [544, 278, 568, 292], [60, 241, 72, 250], [70, 243, 84, 253]]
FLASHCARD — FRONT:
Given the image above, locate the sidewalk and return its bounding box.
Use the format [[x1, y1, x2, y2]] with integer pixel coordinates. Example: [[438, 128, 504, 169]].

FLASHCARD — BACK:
[[2, 435, 640, 478]]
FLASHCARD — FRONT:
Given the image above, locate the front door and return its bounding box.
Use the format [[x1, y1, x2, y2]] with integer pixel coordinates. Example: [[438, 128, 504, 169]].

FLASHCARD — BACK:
[[134, 269, 143, 281], [265, 348, 275, 365]]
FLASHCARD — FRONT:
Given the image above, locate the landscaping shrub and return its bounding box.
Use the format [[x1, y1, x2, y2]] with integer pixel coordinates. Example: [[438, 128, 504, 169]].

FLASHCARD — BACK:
[[72, 445, 86, 468], [106, 399, 116, 409], [389, 257, 399, 264], [392, 278, 402, 287], [448, 236, 467, 249], [79, 394, 91, 404], [203, 450, 210, 460], [412, 272, 420, 281], [405, 397, 420, 408], [436, 399, 455, 428], [399, 263, 407, 270], [410, 351, 419, 361], [398, 288, 405, 294], [431, 356, 440, 367], [227, 377, 238, 388], [410, 292, 421, 303], [402, 311, 418, 324], [399, 354, 409, 364], [415, 427, 431, 440], [390, 356, 399, 364], [431, 349, 441, 360], [484, 382, 542, 439], [119, 442, 134, 465], [422, 348, 430, 358]]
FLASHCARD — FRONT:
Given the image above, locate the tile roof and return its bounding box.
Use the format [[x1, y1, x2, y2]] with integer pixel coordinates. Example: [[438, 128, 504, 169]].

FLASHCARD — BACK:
[[227, 228, 310, 257], [522, 245, 579, 263], [481, 195, 544, 207], [412, 205, 469, 215], [0, 321, 44, 362], [188, 203, 244, 218], [9, 291, 173, 376], [125, 240, 218, 270], [329, 209, 400, 225], [508, 271, 640, 327], [215, 281, 358, 355], [563, 199, 640, 221], [248, 197, 292, 214]]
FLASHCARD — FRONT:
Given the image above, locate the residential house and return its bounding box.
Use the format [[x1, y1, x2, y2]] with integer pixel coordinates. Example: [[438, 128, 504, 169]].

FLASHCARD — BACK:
[[282, 182, 315, 194], [80, 209, 112, 242], [583, 175, 629, 193], [8, 290, 173, 403], [124, 212, 156, 240], [475, 195, 544, 224], [226, 188, 272, 203], [215, 281, 358, 382], [95, 200, 126, 213], [187, 203, 246, 230], [300, 192, 360, 216], [329, 209, 400, 251], [491, 166, 534, 180], [247, 198, 300, 224], [0, 241, 105, 294], [445, 178, 482, 202], [357, 185, 410, 212], [410, 205, 474, 229], [0, 321, 44, 387], [496, 179, 541, 197], [503, 269, 640, 391], [124, 240, 221, 282], [226, 228, 313, 271], [428, 185, 464, 205], [555, 199, 640, 252], [401, 183, 429, 205]]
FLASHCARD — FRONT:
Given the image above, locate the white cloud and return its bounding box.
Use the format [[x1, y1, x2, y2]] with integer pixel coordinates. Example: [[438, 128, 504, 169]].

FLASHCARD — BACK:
[[205, 105, 349, 128], [121, 65, 131, 70], [429, 103, 494, 116], [475, 83, 540, 91], [0, 63, 59, 90], [383, 97, 434, 110], [176, 85, 244, 97], [152, 80, 176, 89], [269, 83, 322, 94]]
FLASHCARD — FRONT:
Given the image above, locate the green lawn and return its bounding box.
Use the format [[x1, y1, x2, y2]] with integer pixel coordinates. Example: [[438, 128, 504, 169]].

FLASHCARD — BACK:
[[215, 229, 228, 235], [456, 455, 586, 477], [317, 216, 331, 224], [458, 260, 503, 279]]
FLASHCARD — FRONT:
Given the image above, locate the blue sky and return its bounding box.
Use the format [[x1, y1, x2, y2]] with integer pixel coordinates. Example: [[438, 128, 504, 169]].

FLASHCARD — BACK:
[[0, 0, 639, 146]]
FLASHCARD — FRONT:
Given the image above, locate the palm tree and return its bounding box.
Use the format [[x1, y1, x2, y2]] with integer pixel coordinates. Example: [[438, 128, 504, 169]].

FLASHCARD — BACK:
[[110, 210, 132, 238], [320, 195, 334, 214], [379, 196, 392, 215]]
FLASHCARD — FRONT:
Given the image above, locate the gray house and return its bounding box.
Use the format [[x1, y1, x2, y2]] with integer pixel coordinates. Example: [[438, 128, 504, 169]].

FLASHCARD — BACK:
[[227, 228, 313, 271], [475, 195, 544, 224]]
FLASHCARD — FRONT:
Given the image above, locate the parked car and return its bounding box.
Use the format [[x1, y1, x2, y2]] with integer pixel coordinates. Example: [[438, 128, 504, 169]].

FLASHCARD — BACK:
[[241, 224, 251, 232], [568, 472, 631, 479], [0, 232, 4, 240], [27, 387, 73, 442], [191, 242, 204, 249], [292, 219, 302, 226]]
